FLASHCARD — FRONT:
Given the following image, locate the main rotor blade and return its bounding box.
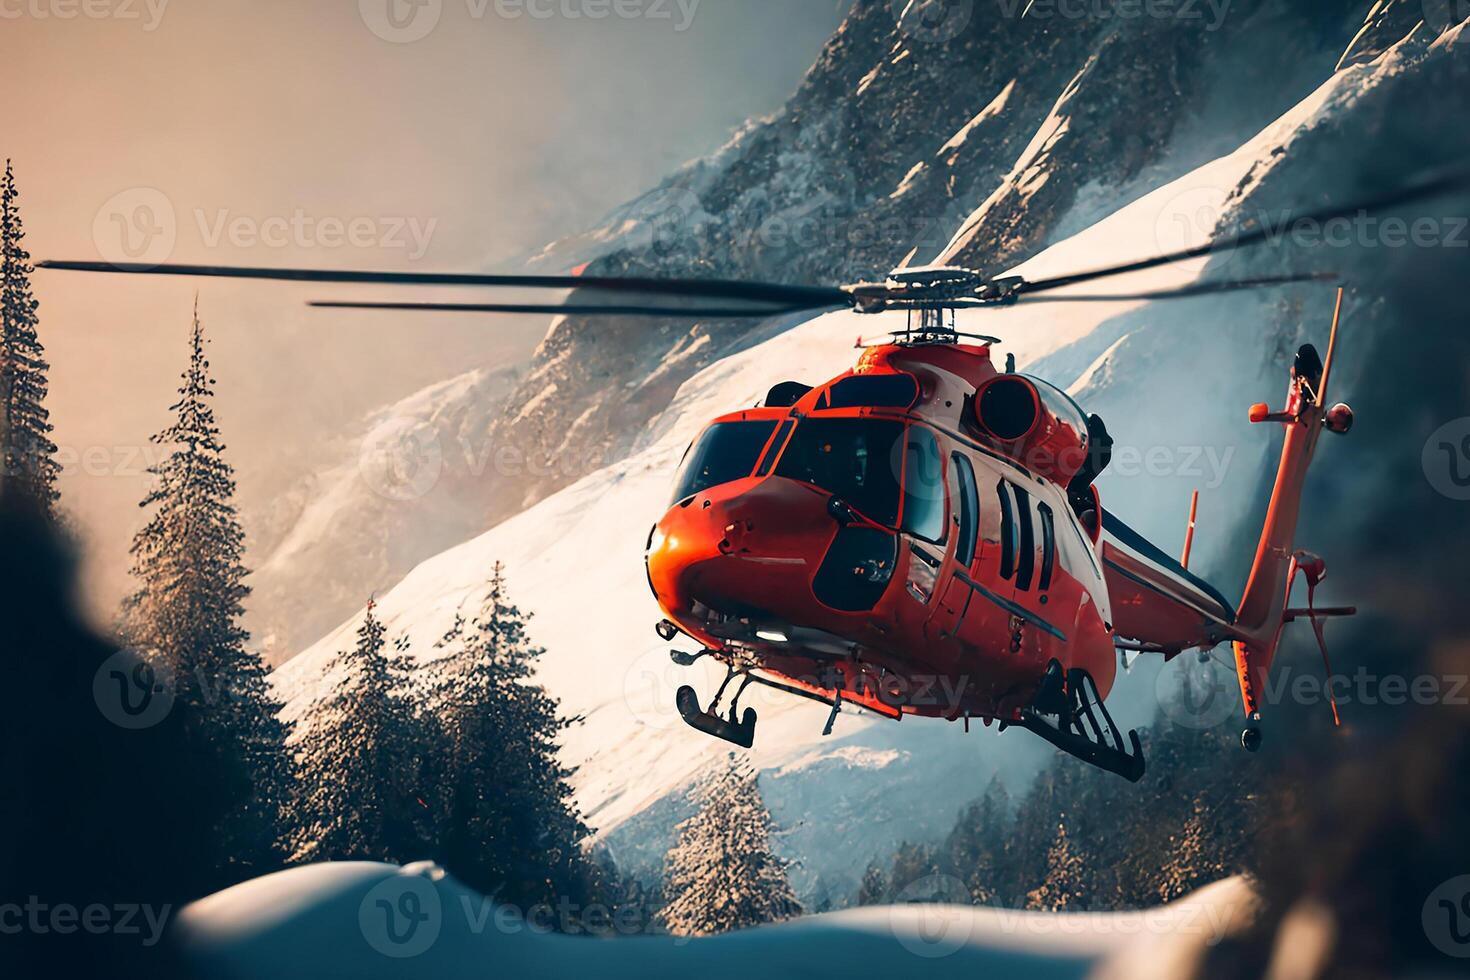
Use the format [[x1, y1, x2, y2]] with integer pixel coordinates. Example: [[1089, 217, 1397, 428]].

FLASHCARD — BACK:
[[307, 300, 836, 318], [1012, 272, 1337, 304], [1016, 164, 1470, 297], [36, 259, 853, 309]]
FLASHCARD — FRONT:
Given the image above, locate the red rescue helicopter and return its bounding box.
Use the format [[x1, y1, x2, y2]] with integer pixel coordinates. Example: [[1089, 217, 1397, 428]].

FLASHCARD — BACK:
[[40, 166, 1466, 781]]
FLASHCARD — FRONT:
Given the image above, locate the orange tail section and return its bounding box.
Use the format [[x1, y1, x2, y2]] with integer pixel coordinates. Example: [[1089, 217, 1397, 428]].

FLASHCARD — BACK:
[[1230, 288, 1356, 739]]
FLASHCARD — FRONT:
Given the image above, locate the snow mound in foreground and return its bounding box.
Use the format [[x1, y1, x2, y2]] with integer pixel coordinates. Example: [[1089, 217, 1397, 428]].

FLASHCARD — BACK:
[[177, 861, 1257, 980]]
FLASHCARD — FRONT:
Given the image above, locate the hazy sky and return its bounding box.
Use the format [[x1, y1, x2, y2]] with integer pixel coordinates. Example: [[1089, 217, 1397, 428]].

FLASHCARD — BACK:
[[6, 0, 848, 615]]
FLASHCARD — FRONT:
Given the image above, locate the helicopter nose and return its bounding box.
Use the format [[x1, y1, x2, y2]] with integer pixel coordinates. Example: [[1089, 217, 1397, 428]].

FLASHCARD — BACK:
[[646, 477, 838, 619]]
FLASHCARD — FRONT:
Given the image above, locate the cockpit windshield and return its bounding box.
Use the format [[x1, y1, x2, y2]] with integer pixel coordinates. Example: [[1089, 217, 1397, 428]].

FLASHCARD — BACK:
[[670, 420, 778, 504], [773, 418, 904, 526]]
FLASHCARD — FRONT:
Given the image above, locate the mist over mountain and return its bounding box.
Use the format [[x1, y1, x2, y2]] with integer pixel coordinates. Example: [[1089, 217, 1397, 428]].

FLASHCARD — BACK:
[[252, 0, 1399, 658], [270, 1, 1470, 900]]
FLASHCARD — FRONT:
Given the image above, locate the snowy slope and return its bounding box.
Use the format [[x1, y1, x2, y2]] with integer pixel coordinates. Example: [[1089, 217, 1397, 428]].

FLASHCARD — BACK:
[[246, 366, 521, 662], [177, 862, 1258, 980], [249, 3, 1374, 670], [270, 63, 1376, 895]]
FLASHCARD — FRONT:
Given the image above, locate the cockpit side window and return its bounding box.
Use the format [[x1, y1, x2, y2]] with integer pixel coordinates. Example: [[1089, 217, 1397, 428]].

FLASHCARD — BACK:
[[670, 420, 779, 504], [901, 426, 947, 545]]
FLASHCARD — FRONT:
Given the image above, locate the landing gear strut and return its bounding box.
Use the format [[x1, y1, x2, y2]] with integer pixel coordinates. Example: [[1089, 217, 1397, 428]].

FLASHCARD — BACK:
[[1015, 665, 1146, 782]]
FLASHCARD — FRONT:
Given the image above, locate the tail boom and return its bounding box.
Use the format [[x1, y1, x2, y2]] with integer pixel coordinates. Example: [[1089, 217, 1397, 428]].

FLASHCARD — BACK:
[[1230, 288, 1352, 723]]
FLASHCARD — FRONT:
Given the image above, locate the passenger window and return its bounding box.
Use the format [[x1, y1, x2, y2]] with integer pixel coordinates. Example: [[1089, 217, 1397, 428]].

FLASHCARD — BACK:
[[901, 427, 947, 544], [997, 481, 1016, 580], [1038, 502, 1056, 591], [952, 453, 979, 569], [1013, 485, 1035, 591]]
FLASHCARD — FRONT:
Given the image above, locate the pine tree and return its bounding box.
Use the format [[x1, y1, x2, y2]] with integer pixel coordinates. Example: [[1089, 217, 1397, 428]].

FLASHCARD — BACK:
[[427, 562, 592, 911], [856, 862, 889, 906], [292, 601, 430, 864], [122, 301, 292, 889], [944, 775, 1011, 905], [660, 755, 802, 937], [0, 161, 59, 511], [886, 840, 941, 898], [1025, 820, 1089, 911]]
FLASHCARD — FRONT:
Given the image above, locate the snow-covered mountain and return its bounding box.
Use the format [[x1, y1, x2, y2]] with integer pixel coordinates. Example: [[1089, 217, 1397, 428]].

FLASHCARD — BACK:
[[250, 0, 1391, 661], [273, 3, 1470, 899], [246, 367, 521, 663]]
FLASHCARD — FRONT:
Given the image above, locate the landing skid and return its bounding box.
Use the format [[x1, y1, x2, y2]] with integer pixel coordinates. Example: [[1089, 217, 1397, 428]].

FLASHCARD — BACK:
[[676, 685, 756, 749], [1014, 666, 1146, 782]]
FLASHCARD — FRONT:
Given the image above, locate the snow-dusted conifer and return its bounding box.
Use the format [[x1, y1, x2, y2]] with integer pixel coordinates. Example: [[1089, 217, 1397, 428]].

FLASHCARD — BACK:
[[856, 862, 889, 906], [661, 755, 802, 936], [123, 302, 293, 886], [946, 775, 1010, 905], [427, 562, 591, 909], [292, 601, 430, 864], [0, 161, 59, 511], [1025, 819, 1089, 911]]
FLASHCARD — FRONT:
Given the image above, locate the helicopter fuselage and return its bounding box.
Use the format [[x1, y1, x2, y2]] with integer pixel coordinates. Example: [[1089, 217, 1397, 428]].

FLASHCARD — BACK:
[[645, 341, 1117, 725]]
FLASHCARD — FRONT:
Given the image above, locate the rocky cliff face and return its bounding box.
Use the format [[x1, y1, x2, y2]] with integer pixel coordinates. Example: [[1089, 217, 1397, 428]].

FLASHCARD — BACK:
[[501, 0, 1367, 506], [259, 1, 1453, 660]]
